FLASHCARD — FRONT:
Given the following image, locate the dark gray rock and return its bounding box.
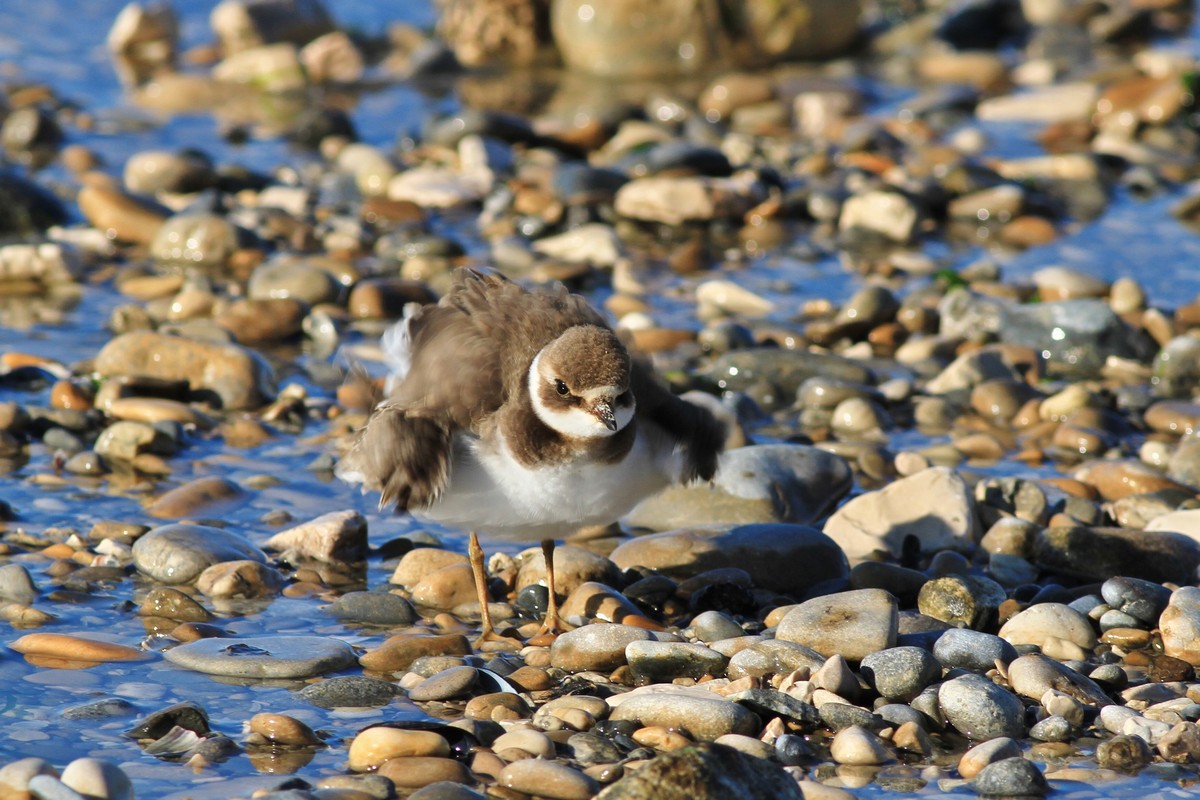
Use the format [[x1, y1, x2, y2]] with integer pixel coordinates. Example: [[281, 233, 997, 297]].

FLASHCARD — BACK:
[[1001, 299, 1154, 379], [297, 676, 404, 709], [933, 628, 1019, 672], [595, 743, 804, 800], [1034, 526, 1200, 585], [325, 591, 418, 626], [860, 646, 941, 702], [973, 756, 1049, 796], [938, 674, 1025, 741]]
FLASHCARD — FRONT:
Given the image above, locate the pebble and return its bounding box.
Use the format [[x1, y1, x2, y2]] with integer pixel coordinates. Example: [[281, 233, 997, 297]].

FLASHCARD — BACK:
[[958, 737, 1023, 779], [917, 574, 1006, 629], [499, 759, 598, 800], [132, 523, 265, 585], [9, 633, 149, 663], [1160, 586, 1200, 666], [247, 713, 323, 746], [77, 184, 169, 244], [609, 687, 759, 741], [551, 624, 653, 672], [933, 628, 1018, 672], [348, 727, 450, 770], [326, 591, 417, 626], [0, 563, 37, 605], [830, 725, 892, 765], [859, 646, 941, 702], [263, 509, 368, 563], [163, 635, 355, 678], [196, 559, 284, 598], [594, 742, 805, 799], [492, 728, 556, 759], [625, 640, 728, 683], [823, 467, 980, 559], [359, 634, 472, 673], [559, 582, 645, 625], [59, 758, 133, 800], [1006, 654, 1110, 707], [938, 673, 1026, 740], [516, 544, 620, 600], [998, 602, 1097, 651], [391, 548, 470, 589], [775, 588, 898, 661], [298, 676, 403, 709], [377, 756, 471, 788], [408, 666, 478, 702], [972, 756, 1050, 797]]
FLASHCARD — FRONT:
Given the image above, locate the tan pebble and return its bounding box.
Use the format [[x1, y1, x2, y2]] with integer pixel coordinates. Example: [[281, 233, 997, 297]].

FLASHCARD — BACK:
[[411, 563, 478, 610], [465, 692, 531, 721], [196, 560, 284, 599], [40, 543, 76, 560], [999, 215, 1056, 247], [248, 713, 323, 746], [713, 733, 773, 759], [830, 725, 892, 765], [499, 758, 599, 800], [0, 604, 56, 628], [138, 587, 213, 622], [347, 728, 449, 770], [1073, 460, 1191, 501], [376, 756, 470, 788], [50, 381, 92, 412], [358, 634, 471, 673], [506, 665, 554, 692], [959, 737, 1022, 779], [632, 726, 693, 750], [470, 750, 506, 780], [548, 707, 595, 731], [9, 632, 148, 662], [493, 728, 556, 759], [390, 548, 469, 590], [145, 475, 243, 519], [108, 397, 212, 427]]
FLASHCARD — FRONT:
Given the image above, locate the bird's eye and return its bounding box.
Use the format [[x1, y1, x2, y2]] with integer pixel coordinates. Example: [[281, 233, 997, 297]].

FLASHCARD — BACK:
[[554, 379, 569, 396]]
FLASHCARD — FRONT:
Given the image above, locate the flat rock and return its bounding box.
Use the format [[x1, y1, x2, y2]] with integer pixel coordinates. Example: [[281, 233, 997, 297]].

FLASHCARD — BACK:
[[95, 330, 272, 410], [145, 476, 245, 519], [551, 623, 653, 672], [163, 635, 356, 678], [775, 588, 898, 661], [132, 523, 265, 585], [626, 445, 852, 530], [610, 524, 848, 596], [824, 467, 979, 559]]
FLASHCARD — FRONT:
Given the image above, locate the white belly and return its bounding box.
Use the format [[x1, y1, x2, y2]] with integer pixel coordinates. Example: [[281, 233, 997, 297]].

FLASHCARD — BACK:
[[414, 428, 678, 539]]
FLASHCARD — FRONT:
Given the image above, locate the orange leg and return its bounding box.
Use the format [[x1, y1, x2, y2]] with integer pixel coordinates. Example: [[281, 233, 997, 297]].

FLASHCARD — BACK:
[[468, 531, 497, 644], [539, 538, 562, 636]]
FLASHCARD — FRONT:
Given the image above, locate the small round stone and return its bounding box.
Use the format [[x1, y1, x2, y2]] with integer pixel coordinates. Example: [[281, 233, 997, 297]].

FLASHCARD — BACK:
[[409, 666, 479, 702]]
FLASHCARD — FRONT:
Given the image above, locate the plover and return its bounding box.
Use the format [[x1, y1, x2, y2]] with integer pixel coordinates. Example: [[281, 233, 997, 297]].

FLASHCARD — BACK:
[[338, 268, 725, 640]]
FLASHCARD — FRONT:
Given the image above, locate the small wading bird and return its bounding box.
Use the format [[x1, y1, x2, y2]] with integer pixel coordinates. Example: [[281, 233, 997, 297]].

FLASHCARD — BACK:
[[338, 269, 725, 642]]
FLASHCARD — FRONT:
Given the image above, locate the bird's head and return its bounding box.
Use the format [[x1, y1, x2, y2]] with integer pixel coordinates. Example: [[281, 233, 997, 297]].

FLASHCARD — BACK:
[[529, 325, 635, 439]]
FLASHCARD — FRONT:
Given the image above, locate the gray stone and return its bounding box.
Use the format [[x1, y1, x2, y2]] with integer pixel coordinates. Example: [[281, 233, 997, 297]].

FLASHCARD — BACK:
[[626, 640, 728, 683], [298, 676, 405, 709], [938, 673, 1025, 741], [1001, 298, 1154, 379], [326, 591, 418, 626], [699, 348, 873, 398], [726, 640, 826, 681], [626, 445, 852, 530], [163, 635, 356, 679], [775, 589, 898, 661], [917, 574, 1007, 629], [933, 629, 1018, 672], [859, 646, 941, 702], [1101, 576, 1171, 626], [690, 610, 745, 643], [610, 524, 848, 597], [132, 523, 266, 585], [409, 666, 478, 702], [1005, 654, 1110, 708], [972, 756, 1049, 797], [0, 563, 37, 605], [726, 688, 819, 727]]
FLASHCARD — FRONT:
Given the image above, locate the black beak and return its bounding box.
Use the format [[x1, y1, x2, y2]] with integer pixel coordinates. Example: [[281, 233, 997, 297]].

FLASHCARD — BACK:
[[593, 400, 618, 432]]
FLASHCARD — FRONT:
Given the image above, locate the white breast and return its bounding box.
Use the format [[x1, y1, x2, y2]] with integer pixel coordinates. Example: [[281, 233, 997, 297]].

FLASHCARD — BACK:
[[414, 426, 680, 539]]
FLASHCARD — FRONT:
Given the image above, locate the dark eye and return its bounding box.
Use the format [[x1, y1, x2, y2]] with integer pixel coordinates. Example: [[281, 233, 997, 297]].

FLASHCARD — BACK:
[[555, 379, 569, 396]]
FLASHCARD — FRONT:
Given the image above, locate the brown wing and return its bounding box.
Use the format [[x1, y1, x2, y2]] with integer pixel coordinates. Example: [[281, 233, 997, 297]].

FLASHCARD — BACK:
[[630, 357, 726, 483]]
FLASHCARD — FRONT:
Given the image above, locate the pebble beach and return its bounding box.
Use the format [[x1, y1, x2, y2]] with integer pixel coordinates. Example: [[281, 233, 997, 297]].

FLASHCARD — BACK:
[[5, 1, 1200, 799]]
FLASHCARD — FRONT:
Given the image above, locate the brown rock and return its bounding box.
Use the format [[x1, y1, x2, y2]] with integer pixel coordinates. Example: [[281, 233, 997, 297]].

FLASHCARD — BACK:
[[145, 476, 245, 519], [359, 634, 471, 673], [77, 184, 169, 244]]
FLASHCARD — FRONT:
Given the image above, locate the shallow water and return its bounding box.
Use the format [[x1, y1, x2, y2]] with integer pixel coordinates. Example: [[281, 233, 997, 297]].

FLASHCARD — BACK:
[[2, 1, 1200, 798]]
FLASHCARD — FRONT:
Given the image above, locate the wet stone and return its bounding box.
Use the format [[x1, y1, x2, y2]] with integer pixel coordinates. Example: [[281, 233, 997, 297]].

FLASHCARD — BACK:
[[145, 476, 245, 519], [0, 563, 37, 605], [139, 587, 213, 622], [62, 697, 138, 721], [359, 634, 472, 673], [819, 703, 887, 734], [132, 523, 265, 585], [263, 509, 368, 563], [1096, 733, 1153, 771], [326, 591, 418, 626], [163, 635, 356, 679], [348, 727, 449, 770], [917, 574, 1007, 629], [409, 666, 478, 702]]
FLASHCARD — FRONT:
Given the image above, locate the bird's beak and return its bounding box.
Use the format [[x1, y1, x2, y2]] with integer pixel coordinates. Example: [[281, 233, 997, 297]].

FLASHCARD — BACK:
[[592, 400, 618, 432]]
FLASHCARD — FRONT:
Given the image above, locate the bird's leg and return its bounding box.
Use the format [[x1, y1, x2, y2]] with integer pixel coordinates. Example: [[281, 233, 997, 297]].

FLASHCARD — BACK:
[[539, 538, 563, 636], [468, 531, 498, 645]]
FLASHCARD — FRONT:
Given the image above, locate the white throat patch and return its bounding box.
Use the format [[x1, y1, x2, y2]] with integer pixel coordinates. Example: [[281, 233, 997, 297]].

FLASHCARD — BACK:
[[528, 351, 634, 439]]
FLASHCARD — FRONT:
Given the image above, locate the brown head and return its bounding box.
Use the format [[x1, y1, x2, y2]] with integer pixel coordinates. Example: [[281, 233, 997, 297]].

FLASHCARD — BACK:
[[528, 325, 634, 438]]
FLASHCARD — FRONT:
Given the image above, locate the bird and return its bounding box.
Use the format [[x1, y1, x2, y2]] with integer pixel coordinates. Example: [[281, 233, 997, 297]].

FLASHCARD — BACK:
[[337, 268, 726, 642]]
